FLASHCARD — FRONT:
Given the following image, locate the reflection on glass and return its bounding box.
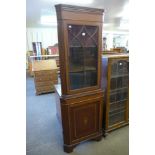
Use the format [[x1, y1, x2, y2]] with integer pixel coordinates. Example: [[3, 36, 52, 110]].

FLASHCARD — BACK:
[[68, 24, 98, 90], [111, 60, 129, 76]]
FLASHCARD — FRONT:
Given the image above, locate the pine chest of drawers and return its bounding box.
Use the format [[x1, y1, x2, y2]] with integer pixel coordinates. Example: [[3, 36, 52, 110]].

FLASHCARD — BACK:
[[32, 60, 58, 95]]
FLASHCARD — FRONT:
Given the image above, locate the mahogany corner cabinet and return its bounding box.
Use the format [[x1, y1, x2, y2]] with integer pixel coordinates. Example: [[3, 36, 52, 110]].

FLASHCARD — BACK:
[[54, 4, 104, 153]]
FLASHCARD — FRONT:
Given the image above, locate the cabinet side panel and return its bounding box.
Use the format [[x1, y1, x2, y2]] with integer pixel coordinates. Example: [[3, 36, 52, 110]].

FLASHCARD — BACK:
[[61, 102, 72, 144], [101, 56, 108, 130], [101, 57, 108, 90], [56, 20, 68, 94]]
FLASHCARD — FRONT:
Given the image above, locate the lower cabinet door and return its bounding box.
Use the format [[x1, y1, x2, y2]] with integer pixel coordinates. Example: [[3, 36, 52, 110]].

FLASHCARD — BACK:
[[68, 98, 102, 143]]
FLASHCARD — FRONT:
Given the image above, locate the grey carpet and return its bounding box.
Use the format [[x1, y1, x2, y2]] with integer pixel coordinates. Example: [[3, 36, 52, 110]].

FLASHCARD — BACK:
[[26, 75, 129, 155]]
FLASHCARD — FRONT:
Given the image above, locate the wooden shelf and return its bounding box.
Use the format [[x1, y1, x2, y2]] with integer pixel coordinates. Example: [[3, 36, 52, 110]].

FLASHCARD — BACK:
[[69, 66, 96, 73]]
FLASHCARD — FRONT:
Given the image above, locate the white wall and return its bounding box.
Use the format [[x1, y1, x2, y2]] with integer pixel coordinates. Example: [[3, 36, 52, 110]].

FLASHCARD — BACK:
[[26, 28, 129, 52], [26, 27, 58, 51]]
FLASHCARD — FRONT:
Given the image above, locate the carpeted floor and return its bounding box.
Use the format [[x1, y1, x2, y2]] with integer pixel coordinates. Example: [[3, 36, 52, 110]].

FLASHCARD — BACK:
[[26, 75, 129, 155]]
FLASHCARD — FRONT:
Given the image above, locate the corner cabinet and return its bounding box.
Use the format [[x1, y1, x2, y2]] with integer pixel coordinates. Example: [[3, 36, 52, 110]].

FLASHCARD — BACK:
[[54, 4, 104, 153], [101, 54, 129, 134]]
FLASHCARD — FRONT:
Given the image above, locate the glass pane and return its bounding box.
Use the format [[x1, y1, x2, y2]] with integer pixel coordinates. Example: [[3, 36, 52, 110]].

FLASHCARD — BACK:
[[118, 60, 129, 75], [109, 111, 125, 126], [110, 59, 129, 91], [111, 63, 117, 76], [116, 89, 128, 101], [70, 72, 84, 90], [68, 24, 98, 90], [111, 60, 129, 76], [110, 76, 129, 91], [122, 76, 129, 87], [69, 47, 84, 72], [108, 58, 128, 126], [110, 93, 116, 103], [85, 71, 97, 87], [84, 47, 97, 71], [110, 100, 126, 112], [110, 89, 128, 103], [110, 78, 117, 90]]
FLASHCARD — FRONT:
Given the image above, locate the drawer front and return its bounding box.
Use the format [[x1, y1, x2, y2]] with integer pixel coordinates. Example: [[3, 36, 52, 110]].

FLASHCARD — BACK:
[[35, 81, 57, 87], [34, 70, 57, 76], [36, 85, 55, 93], [34, 75, 57, 82]]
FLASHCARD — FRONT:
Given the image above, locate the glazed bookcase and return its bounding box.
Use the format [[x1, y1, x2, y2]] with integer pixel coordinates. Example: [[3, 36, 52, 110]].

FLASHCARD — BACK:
[[101, 54, 129, 133]]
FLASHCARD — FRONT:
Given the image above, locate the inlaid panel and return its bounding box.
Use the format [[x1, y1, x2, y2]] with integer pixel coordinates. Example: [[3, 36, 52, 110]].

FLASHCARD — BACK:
[[69, 101, 100, 141]]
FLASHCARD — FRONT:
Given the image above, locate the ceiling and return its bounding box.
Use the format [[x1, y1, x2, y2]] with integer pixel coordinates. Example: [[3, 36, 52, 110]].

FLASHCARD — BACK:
[[26, 0, 129, 32]]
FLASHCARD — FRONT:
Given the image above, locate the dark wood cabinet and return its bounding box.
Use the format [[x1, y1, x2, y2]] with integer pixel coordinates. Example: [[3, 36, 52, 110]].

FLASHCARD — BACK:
[[101, 54, 129, 133], [54, 4, 104, 153]]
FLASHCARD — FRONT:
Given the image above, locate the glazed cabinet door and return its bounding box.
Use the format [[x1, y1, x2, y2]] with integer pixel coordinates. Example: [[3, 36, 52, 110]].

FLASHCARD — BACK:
[[65, 23, 102, 94], [107, 58, 129, 129]]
